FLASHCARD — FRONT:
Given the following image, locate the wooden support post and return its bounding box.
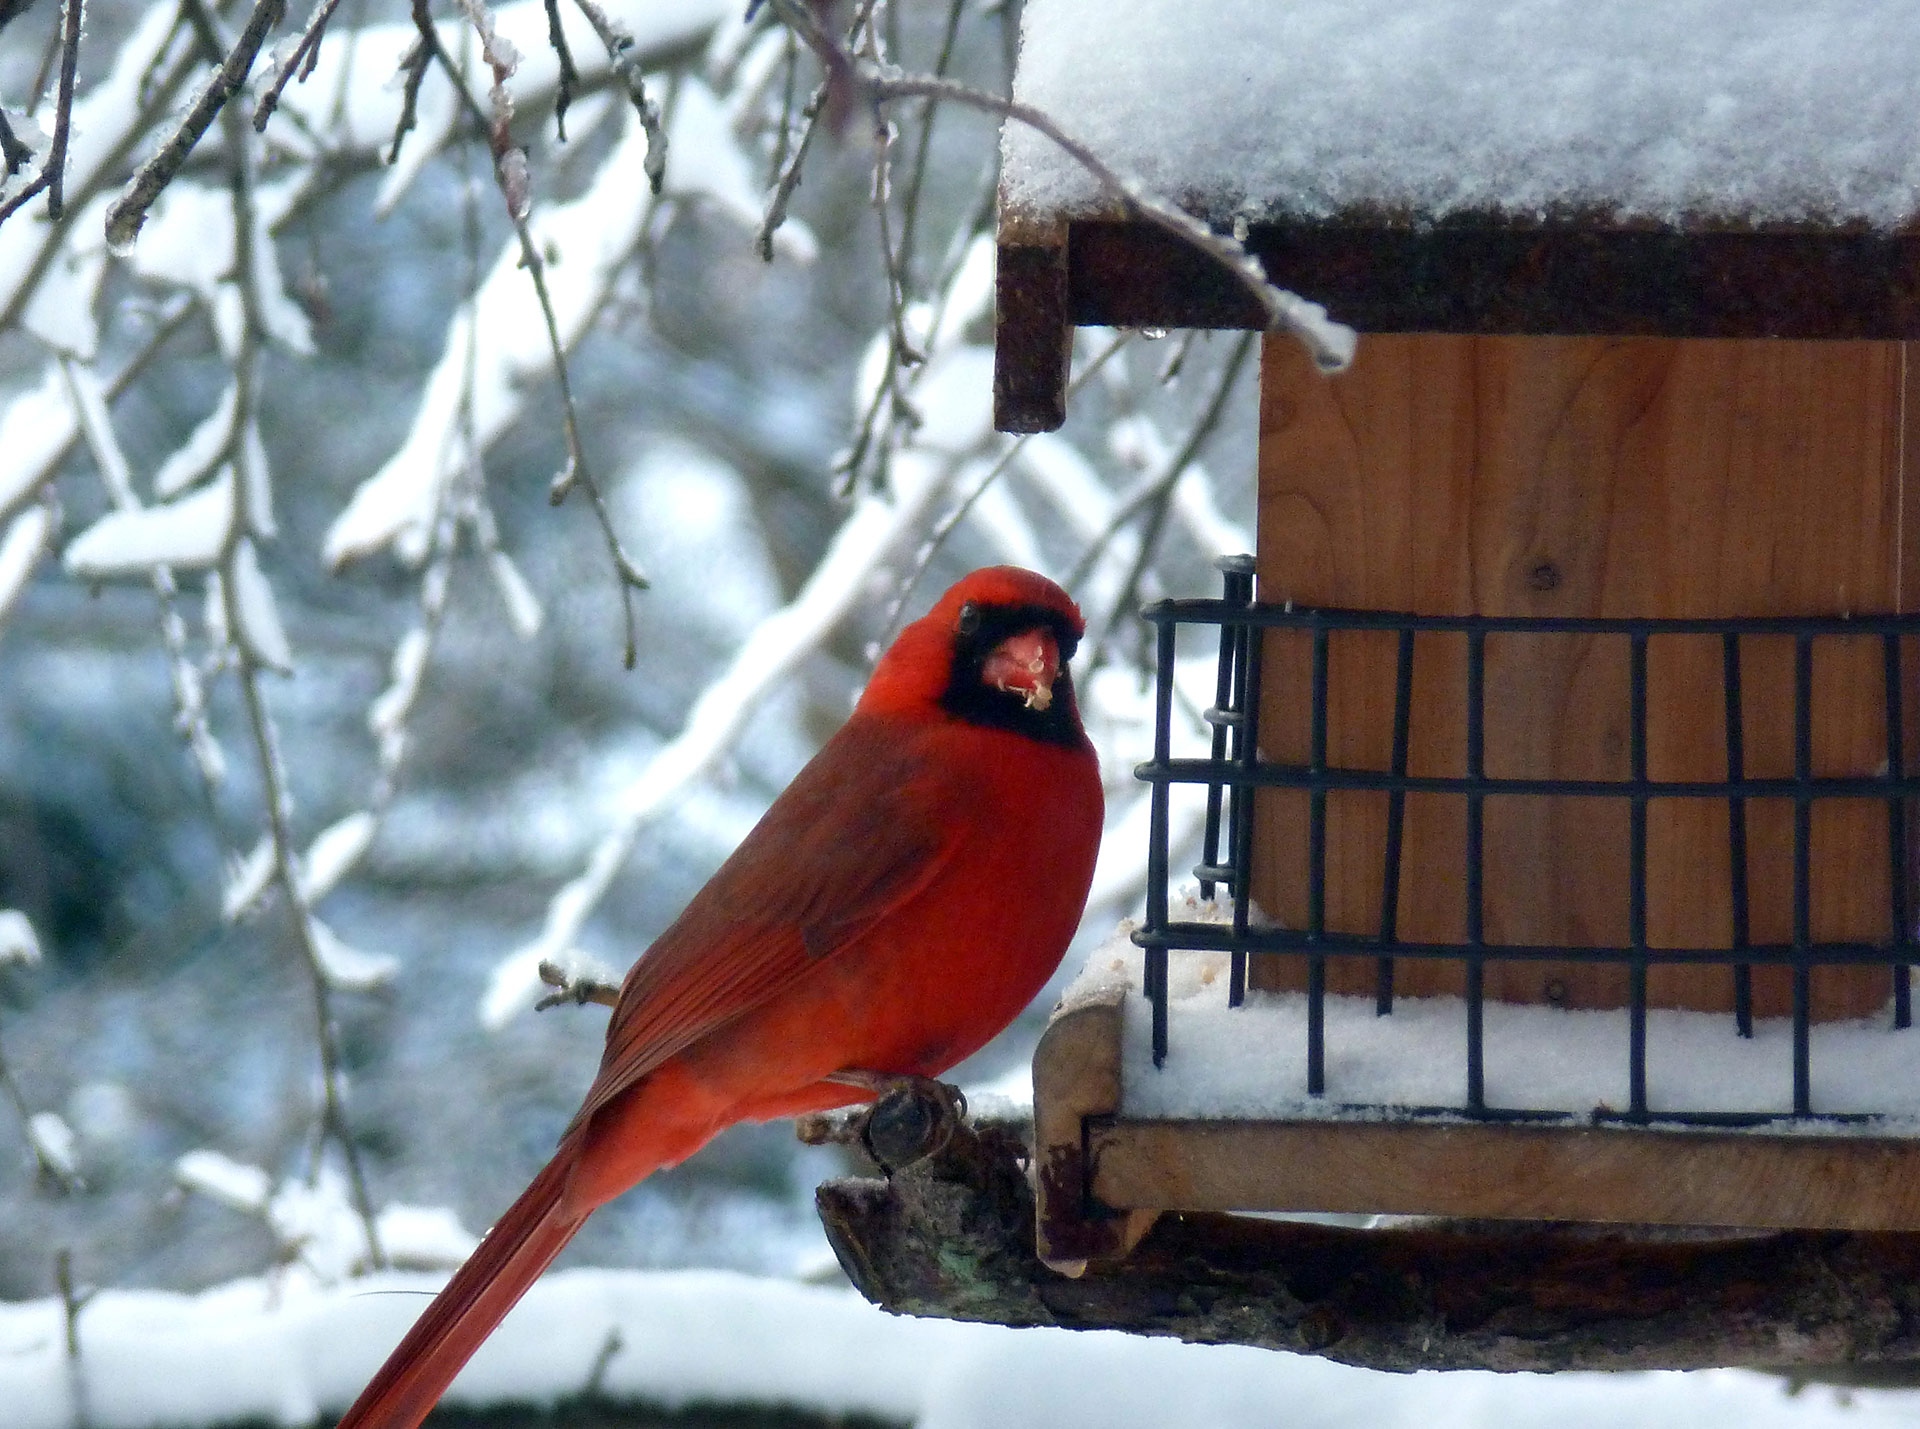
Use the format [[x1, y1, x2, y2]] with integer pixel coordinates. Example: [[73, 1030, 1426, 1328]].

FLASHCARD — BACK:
[[993, 214, 1072, 434], [1031, 984, 1158, 1271]]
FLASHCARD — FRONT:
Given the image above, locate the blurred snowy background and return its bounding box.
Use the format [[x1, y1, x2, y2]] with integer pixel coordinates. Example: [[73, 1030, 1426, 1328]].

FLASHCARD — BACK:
[[0, 0, 1906, 1423]]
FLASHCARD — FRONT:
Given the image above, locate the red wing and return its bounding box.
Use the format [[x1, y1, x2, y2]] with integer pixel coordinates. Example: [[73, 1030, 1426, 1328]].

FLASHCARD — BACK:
[[569, 718, 961, 1128]]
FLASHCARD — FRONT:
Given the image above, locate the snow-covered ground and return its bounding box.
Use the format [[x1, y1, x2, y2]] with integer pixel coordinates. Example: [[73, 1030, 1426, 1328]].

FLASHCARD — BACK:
[[0, 1262, 1909, 1429]]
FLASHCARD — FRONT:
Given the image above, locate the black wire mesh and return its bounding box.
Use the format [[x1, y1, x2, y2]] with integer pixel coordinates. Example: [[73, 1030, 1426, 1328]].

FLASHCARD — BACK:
[[1135, 557, 1920, 1125]]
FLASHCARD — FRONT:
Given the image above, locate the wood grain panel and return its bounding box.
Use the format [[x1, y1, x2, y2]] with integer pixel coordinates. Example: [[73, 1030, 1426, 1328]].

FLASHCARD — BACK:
[[1253, 334, 1918, 1018], [1089, 1118, 1920, 1230]]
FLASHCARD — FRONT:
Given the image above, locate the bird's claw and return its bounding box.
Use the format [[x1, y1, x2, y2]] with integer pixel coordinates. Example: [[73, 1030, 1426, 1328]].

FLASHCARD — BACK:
[[534, 959, 621, 1011], [807, 1071, 969, 1173]]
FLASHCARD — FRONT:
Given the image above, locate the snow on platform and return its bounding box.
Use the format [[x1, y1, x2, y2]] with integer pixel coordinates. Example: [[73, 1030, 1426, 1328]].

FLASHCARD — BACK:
[[1002, 0, 1920, 229], [1065, 902, 1920, 1131]]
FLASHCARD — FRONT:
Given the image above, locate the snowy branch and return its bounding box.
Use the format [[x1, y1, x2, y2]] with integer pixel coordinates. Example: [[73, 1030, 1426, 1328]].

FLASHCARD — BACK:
[[216, 98, 386, 1266], [102, 0, 290, 251], [766, 0, 1356, 374], [0, 0, 80, 226], [250, 0, 348, 130], [484, 436, 967, 1026]]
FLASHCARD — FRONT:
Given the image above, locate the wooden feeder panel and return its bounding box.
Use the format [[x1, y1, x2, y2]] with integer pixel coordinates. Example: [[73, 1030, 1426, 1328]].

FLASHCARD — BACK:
[[1033, 983, 1920, 1271], [1004, 209, 1920, 1252], [1251, 331, 1920, 1019]]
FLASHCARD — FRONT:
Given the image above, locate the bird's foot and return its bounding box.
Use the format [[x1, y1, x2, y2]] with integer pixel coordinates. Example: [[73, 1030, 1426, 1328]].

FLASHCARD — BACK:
[[534, 959, 620, 1011], [806, 1071, 969, 1173]]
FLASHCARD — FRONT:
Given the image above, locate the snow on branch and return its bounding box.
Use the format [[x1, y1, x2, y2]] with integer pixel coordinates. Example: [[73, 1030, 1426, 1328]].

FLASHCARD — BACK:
[[483, 435, 967, 1026], [0, 3, 189, 327], [765, 0, 1356, 376], [0, 913, 80, 1193], [0, 0, 81, 226], [324, 76, 789, 572], [102, 0, 292, 251], [0, 910, 40, 969], [0, 501, 55, 628]]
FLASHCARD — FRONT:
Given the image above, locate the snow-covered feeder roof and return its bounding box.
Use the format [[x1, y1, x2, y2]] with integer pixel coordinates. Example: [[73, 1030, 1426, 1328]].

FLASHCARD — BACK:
[[992, 0, 1920, 429], [1003, 0, 1920, 233]]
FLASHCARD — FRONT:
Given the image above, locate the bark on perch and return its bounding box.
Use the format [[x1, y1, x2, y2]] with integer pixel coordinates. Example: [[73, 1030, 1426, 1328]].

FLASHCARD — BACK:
[[814, 1118, 1920, 1374]]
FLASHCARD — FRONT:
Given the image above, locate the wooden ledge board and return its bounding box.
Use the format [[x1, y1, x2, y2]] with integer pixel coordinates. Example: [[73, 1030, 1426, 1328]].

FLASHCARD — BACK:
[[1034, 982, 1920, 1250], [1087, 1117, 1920, 1232], [1068, 219, 1920, 338], [993, 213, 1920, 432]]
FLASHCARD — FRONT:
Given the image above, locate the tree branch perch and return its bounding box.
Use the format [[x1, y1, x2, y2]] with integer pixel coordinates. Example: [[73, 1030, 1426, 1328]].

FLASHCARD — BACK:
[[816, 1118, 1920, 1374]]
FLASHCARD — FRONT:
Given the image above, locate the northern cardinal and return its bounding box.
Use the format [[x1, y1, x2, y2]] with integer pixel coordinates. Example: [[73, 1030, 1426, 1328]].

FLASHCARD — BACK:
[[337, 566, 1104, 1429]]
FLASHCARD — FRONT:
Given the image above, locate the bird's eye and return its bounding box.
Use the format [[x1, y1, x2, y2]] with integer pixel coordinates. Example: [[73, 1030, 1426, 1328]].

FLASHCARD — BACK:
[[956, 602, 980, 635]]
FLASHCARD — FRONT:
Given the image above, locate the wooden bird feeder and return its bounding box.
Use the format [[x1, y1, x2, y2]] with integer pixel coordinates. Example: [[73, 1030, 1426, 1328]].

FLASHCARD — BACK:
[[1002, 1, 1920, 1270]]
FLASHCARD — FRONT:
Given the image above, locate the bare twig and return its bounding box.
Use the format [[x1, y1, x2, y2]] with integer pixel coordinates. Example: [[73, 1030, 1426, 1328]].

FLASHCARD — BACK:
[[55, 1249, 92, 1429], [764, 24, 797, 186], [54, 1248, 92, 1353], [60, 356, 229, 789], [757, 72, 825, 260], [0, 1015, 81, 1191], [0, 0, 81, 226], [520, 215, 648, 667], [103, 0, 288, 250], [535, 958, 619, 1009], [0, 112, 34, 177], [569, 0, 664, 188], [891, 0, 965, 286], [869, 117, 920, 367], [580, 1328, 624, 1399], [388, 30, 433, 164], [755, 0, 882, 262], [835, 169, 992, 497], [252, 0, 348, 131], [26, 3, 66, 101], [836, 160, 988, 498], [833, 350, 894, 494], [769, 0, 1355, 373], [406, 11, 649, 664], [835, 112, 923, 497], [541, 0, 578, 140], [1157, 329, 1200, 386], [875, 331, 1136, 647], [1076, 331, 1256, 669], [209, 95, 385, 1267]]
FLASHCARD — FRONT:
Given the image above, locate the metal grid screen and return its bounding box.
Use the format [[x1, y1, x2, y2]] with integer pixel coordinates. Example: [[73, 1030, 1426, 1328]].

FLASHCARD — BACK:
[[1135, 557, 1920, 1125]]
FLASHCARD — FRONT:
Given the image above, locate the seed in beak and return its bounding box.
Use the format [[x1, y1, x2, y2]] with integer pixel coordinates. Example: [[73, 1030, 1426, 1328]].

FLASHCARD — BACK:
[[981, 628, 1060, 712]]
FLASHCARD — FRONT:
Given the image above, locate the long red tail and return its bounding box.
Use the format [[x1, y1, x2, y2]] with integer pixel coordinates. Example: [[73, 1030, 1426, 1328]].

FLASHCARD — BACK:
[[336, 1150, 588, 1429]]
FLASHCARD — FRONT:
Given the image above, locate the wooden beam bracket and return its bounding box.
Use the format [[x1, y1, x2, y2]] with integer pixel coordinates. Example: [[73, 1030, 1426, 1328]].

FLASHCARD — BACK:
[[993, 215, 1072, 434], [1031, 984, 1156, 1271]]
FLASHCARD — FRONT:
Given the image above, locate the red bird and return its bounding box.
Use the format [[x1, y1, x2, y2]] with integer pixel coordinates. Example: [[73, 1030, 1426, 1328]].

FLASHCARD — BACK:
[[337, 566, 1104, 1429]]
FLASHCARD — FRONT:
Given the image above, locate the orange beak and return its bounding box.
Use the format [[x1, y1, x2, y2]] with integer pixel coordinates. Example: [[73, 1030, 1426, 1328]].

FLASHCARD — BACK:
[[982, 628, 1061, 711]]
